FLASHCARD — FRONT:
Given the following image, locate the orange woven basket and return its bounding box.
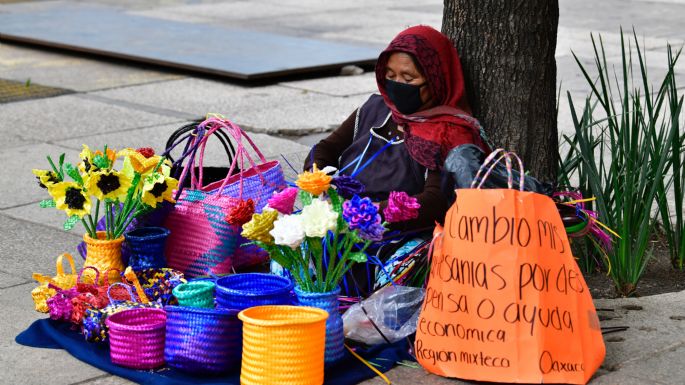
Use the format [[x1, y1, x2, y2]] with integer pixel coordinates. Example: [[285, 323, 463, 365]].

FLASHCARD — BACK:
[[238, 305, 328, 385]]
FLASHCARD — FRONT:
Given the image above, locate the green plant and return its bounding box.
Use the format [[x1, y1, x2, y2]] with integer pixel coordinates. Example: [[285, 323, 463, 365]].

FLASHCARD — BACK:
[[563, 30, 680, 296], [654, 46, 685, 270], [558, 102, 609, 273]]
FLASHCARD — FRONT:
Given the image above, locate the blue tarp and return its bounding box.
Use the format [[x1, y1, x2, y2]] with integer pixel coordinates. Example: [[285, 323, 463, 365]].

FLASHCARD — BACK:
[[16, 318, 413, 385]]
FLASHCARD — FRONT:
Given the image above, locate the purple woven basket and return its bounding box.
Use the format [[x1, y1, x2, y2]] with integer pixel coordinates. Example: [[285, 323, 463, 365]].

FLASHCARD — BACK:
[[106, 308, 167, 369], [215, 273, 293, 310], [164, 306, 241, 374]]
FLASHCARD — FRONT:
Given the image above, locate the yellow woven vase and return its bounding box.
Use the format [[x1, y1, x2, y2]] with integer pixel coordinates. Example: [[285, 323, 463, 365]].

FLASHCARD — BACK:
[[83, 231, 124, 284], [238, 305, 329, 385]]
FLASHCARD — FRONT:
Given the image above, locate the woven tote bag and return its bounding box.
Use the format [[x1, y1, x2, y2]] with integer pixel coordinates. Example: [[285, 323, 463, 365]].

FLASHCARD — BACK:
[[201, 118, 287, 268], [164, 117, 285, 277]]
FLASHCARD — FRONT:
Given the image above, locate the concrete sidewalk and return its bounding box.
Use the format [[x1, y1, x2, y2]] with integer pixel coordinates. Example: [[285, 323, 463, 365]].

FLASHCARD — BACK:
[[1, 0, 684, 384]]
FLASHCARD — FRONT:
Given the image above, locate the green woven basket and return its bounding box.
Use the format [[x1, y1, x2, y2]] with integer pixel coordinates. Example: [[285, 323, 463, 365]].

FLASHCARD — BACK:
[[172, 280, 215, 308]]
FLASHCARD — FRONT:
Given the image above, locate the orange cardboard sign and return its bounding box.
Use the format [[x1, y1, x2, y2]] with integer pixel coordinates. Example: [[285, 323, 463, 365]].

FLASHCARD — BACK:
[[415, 189, 605, 384]]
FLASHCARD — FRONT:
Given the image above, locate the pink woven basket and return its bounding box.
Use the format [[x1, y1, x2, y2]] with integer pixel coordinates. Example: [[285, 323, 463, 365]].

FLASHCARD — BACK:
[[164, 117, 285, 277], [106, 308, 167, 369]]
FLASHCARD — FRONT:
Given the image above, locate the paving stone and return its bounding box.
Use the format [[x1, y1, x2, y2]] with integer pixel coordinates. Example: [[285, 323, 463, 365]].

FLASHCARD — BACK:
[[594, 291, 685, 370], [559, 0, 685, 40], [0, 143, 80, 209], [0, 42, 184, 92], [0, 94, 180, 143], [0, 283, 106, 385], [279, 73, 378, 97], [0, 213, 83, 281], [92, 78, 369, 134], [77, 375, 136, 385], [359, 364, 466, 384], [602, 342, 685, 384], [591, 372, 671, 385], [54, 120, 310, 164], [1, 200, 77, 233], [0, 269, 30, 289], [555, 26, 683, 60]]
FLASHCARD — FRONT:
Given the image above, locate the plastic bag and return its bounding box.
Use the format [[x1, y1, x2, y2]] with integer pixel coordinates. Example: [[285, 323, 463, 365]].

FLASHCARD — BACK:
[[342, 285, 424, 345], [442, 144, 554, 204]]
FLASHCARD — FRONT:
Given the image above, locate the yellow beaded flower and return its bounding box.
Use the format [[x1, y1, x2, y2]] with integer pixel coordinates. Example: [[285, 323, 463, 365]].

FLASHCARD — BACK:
[[32, 169, 61, 189], [85, 170, 132, 201], [48, 182, 92, 218], [141, 172, 178, 208], [295, 164, 332, 196], [241, 209, 279, 244]]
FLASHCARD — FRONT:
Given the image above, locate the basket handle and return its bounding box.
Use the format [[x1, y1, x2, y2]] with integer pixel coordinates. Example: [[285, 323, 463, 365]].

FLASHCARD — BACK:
[[107, 282, 136, 304], [471, 149, 525, 191], [78, 266, 101, 285], [203, 117, 270, 197], [103, 268, 122, 287], [32, 273, 55, 285], [183, 122, 239, 190], [123, 267, 150, 304], [55, 253, 76, 276]]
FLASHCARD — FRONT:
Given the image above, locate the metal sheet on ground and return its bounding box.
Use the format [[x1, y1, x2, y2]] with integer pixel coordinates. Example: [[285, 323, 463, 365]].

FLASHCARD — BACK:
[[0, 4, 380, 80]]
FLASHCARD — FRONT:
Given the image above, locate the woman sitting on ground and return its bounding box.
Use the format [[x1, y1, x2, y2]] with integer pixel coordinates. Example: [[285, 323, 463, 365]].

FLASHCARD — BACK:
[[304, 25, 490, 296]]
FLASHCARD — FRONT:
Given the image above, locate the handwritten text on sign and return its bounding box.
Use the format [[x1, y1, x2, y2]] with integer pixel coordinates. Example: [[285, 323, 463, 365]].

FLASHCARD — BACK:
[[414, 190, 600, 382]]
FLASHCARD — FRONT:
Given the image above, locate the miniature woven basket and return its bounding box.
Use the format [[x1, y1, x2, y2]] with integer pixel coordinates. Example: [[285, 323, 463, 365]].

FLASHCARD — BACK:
[[215, 273, 293, 310], [238, 305, 328, 385], [31, 253, 78, 313], [129, 268, 186, 306], [82, 283, 162, 343], [172, 280, 215, 308], [106, 308, 167, 369], [164, 306, 241, 374]]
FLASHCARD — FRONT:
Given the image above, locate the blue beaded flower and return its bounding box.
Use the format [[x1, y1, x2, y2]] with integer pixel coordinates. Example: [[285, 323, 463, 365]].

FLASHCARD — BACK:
[[342, 195, 381, 232]]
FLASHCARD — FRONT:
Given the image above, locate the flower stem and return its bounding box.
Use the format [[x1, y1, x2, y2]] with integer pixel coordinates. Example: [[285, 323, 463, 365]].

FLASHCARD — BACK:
[[93, 200, 100, 233], [114, 201, 140, 239], [81, 218, 95, 237], [86, 214, 97, 237]]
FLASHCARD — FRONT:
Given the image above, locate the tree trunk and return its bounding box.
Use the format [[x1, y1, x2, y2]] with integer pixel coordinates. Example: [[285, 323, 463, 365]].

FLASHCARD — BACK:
[[442, 0, 559, 182]]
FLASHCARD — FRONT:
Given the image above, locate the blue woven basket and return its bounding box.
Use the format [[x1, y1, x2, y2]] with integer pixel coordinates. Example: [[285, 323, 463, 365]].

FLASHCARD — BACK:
[[294, 286, 345, 363], [215, 273, 293, 310], [124, 227, 170, 271], [164, 306, 241, 374]]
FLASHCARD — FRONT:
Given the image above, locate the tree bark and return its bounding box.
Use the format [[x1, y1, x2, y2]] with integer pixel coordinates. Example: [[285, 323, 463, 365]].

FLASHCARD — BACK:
[[442, 0, 559, 181]]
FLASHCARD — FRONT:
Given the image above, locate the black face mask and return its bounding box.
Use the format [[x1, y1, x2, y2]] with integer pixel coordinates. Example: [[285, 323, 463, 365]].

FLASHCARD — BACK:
[[384, 79, 426, 115]]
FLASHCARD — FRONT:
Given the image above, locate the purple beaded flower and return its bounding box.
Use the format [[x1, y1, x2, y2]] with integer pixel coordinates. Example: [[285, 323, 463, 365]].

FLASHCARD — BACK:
[[342, 195, 381, 232], [331, 175, 365, 199], [383, 191, 421, 223], [358, 222, 385, 242]]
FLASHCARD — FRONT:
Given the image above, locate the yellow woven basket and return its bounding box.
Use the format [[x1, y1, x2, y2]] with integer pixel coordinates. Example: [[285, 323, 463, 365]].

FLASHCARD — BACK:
[[83, 231, 124, 284], [31, 253, 78, 313], [238, 305, 329, 385]]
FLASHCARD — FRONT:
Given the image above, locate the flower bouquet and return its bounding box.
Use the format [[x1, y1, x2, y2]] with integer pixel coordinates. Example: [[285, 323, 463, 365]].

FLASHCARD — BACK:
[[32, 146, 179, 277], [239, 164, 419, 362], [33, 146, 177, 238], [239, 164, 420, 293]]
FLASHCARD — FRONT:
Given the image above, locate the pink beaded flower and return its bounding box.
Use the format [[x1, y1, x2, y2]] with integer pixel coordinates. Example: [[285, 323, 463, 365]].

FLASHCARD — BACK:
[[268, 187, 298, 215], [383, 191, 420, 223]]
